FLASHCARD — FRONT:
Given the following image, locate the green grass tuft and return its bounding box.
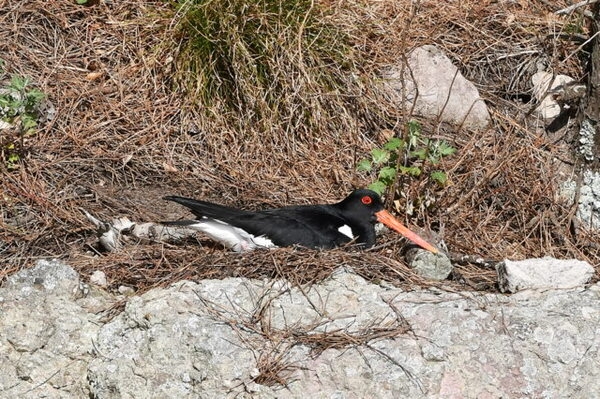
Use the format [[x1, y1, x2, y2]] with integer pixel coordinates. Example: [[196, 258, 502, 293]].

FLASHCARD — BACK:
[[171, 0, 353, 127]]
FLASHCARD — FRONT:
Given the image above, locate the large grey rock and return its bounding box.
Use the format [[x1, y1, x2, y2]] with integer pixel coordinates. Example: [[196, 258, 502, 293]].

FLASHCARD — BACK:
[[0, 259, 115, 399], [497, 257, 594, 293], [1, 259, 599, 398], [87, 279, 266, 398], [382, 45, 490, 130]]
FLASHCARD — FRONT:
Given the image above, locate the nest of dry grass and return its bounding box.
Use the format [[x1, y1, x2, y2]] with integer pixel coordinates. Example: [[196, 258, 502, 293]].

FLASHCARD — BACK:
[[0, 0, 598, 294]]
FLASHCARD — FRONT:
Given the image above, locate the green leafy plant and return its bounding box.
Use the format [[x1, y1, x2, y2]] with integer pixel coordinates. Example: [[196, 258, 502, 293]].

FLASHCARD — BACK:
[[357, 120, 456, 195], [0, 63, 45, 170]]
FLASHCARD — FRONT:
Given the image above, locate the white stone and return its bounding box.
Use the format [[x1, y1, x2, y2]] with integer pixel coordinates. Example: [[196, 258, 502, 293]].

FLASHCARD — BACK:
[[382, 45, 490, 130], [118, 285, 135, 296], [497, 257, 594, 293], [90, 270, 108, 287], [531, 71, 574, 120]]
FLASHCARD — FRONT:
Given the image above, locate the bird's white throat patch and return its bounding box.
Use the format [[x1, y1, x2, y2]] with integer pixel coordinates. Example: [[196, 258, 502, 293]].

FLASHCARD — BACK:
[[337, 224, 354, 239]]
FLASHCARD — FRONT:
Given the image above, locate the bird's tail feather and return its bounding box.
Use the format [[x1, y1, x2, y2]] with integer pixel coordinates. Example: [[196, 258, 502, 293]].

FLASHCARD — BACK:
[[163, 196, 249, 221], [160, 219, 200, 227]]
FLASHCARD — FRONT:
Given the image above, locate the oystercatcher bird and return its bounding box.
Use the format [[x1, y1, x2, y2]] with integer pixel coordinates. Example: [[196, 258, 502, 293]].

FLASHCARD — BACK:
[[163, 189, 438, 253]]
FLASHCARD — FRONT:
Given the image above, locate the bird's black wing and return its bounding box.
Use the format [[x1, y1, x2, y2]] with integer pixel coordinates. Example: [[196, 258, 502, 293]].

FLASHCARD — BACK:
[[230, 205, 355, 248]]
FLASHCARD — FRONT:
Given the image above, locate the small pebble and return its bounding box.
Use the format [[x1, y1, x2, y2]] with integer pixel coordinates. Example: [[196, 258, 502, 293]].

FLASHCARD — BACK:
[[90, 270, 108, 287]]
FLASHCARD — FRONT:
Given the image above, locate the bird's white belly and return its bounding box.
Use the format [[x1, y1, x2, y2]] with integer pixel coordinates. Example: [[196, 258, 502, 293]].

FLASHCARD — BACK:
[[187, 219, 276, 252]]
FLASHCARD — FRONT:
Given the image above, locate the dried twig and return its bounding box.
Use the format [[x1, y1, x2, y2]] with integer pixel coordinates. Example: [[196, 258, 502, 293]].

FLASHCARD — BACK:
[[556, 0, 599, 15]]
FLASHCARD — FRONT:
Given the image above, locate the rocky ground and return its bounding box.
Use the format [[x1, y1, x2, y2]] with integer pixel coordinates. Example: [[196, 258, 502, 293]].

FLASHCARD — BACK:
[[1, 259, 599, 398]]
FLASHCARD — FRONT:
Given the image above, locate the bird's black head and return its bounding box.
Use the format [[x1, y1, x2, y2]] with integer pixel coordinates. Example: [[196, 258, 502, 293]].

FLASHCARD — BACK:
[[336, 189, 384, 223], [336, 189, 439, 253]]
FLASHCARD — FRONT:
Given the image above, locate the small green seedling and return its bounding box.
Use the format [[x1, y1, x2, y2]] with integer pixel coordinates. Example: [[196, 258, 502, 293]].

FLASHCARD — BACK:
[[357, 120, 456, 195], [0, 62, 46, 170]]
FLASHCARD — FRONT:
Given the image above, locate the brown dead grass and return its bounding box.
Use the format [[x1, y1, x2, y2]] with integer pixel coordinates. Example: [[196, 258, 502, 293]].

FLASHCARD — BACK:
[[1, 0, 599, 295]]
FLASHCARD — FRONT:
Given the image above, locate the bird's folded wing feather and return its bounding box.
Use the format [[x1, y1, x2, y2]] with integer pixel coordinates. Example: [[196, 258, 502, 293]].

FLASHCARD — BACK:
[[231, 207, 352, 248]]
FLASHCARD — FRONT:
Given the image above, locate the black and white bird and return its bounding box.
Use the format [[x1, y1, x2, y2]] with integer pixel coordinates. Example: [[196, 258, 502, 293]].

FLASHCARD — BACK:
[[163, 189, 438, 253]]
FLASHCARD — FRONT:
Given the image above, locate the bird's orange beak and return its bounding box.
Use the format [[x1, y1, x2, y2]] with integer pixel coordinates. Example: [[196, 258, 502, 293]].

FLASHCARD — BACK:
[[375, 210, 439, 254]]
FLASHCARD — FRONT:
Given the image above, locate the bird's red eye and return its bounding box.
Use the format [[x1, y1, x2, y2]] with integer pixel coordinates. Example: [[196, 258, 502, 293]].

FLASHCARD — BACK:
[[361, 196, 372, 205]]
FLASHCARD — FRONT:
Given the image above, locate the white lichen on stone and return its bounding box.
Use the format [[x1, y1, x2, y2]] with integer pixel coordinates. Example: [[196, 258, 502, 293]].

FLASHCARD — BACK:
[[579, 119, 596, 162]]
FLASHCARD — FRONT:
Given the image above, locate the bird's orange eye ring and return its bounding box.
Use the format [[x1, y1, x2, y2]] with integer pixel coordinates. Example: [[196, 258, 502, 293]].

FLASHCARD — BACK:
[[361, 196, 372, 205]]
